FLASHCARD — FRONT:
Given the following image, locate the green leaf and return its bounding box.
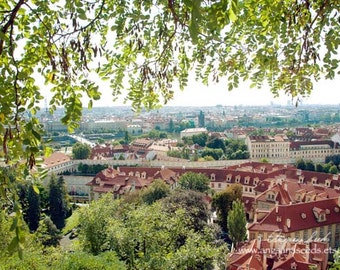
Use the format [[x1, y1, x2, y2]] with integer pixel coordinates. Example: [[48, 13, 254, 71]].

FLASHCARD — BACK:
[[32, 184, 40, 194]]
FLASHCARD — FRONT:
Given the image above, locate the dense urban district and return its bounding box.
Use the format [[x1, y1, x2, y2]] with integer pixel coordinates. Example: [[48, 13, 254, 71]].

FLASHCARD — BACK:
[[3, 104, 340, 269]]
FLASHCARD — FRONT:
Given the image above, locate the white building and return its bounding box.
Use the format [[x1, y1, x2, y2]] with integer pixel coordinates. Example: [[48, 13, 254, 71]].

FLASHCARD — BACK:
[[180, 128, 207, 139]]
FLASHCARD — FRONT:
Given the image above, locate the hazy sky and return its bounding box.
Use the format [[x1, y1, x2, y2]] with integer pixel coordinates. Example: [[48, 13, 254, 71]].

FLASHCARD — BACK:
[[88, 77, 340, 107]]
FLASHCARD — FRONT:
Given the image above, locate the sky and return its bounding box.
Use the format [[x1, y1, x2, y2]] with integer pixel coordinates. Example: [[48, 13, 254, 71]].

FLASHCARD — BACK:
[[88, 77, 340, 108]]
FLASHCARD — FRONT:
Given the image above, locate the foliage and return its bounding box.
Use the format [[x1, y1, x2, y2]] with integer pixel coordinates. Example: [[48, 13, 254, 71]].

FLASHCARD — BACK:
[[63, 209, 81, 235], [198, 111, 205, 128], [72, 142, 91, 160], [296, 158, 307, 170], [326, 154, 340, 167], [77, 163, 108, 174], [227, 199, 247, 246], [212, 184, 243, 232], [167, 149, 184, 159], [79, 194, 227, 269], [0, 210, 15, 259], [48, 175, 72, 229], [141, 179, 170, 205], [35, 216, 62, 247], [192, 132, 208, 147], [225, 139, 249, 160], [25, 183, 41, 232], [305, 160, 315, 171], [162, 189, 211, 232], [56, 251, 126, 270], [201, 148, 224, 160], [330, 248, 340, 269], [178, 171, 211, 193], [206, 136, 226, 153]]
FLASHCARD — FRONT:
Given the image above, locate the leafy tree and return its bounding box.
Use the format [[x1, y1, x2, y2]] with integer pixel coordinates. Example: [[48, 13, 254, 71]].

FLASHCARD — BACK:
[[206, 136, 226, 153], [178, 172, 210, 193], [296, 158, 307, 170], [141, 179, 170, 205], [305, 160, 315, 171], [330, 248, 340, 269], [212, 184, 243, 232], [35, 216, 62, 247], [192, 132, 208, 147], [25, 184, 41, 232], [72, 142, 91, 160], [329, 165, 339, 174], [48, 175, 71, 229], [162, 189, 211, 232], [326, 155, 340, 166], [80, 196, 226, 269], [201, 148, 224, 160], [315, 163, 324, 172], [227, 199, 247, 247], [55, 251, 126, 270], [260, 158, 269, 163], [168, 118, 175, 133], [198, 111, 205, 128], [323, 162, 333, 173]]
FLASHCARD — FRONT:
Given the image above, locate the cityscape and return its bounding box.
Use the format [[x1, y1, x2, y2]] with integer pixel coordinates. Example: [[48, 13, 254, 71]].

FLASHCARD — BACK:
[[38, 103, 340, 269], [1, 0, 340, 269]]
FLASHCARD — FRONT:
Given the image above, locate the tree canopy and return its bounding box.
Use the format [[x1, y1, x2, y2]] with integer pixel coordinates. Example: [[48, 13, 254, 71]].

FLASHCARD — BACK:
[[1, 0, 339, 170], [1, 0, 339, 255]]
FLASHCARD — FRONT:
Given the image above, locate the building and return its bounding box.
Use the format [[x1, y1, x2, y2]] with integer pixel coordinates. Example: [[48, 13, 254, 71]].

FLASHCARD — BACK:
[[180, 128, 208, 139], [290, 140, 340, 163], [246, 134, 290, 161], [86, 166, 179, 201], [227, 237, 329, 270], [248, 197, 340, 249]]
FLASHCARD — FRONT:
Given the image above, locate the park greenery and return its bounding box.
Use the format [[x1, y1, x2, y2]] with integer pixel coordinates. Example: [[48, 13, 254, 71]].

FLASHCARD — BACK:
[[168, 132, 249, 161], [1, 171, 240, 269], [295, 157, 340, 174]]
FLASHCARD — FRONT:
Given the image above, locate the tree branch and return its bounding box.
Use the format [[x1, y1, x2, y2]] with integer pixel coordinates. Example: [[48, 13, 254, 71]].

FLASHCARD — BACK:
[[0, 0, 26, 55]]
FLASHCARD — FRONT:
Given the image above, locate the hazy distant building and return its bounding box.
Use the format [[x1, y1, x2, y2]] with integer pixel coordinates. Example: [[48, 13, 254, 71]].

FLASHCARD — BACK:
[[180, 128, 207, 139]]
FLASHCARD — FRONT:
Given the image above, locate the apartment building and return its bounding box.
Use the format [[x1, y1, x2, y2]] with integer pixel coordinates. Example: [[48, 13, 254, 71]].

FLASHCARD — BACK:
[[245, 134, 290, 160], [246, 135, 340, 163]]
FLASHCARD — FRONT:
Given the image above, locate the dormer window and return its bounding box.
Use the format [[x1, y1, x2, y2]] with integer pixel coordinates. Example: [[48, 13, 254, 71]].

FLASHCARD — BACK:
[[298, 176, 304, 183], [319, 213, 326, 222], [210, 173, 216, 181], [235, 175, 241, 183], [325, 179, 331, 187], [141, 172, 146, 179], [129, 171, 134, 176], [135, 171, 140, 177], [226, 174, 232, 182], [253, 177, 259, 186], [313, 207, 326, 222], [244, 176, 250, 185], [311, 177, 317, 185], [266, 191, 276, 202]]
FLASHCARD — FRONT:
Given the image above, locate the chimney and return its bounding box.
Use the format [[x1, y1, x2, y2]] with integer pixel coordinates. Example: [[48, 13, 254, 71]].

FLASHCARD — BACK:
[[286, 218, 291, 229], [253, 210, 258, 223], [283, 182, 288, 191], [257, 235, 262, 249]]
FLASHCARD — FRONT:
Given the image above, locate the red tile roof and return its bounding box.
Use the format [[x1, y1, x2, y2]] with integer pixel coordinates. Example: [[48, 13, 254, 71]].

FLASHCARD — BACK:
[[249, 197, 340, 233]]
